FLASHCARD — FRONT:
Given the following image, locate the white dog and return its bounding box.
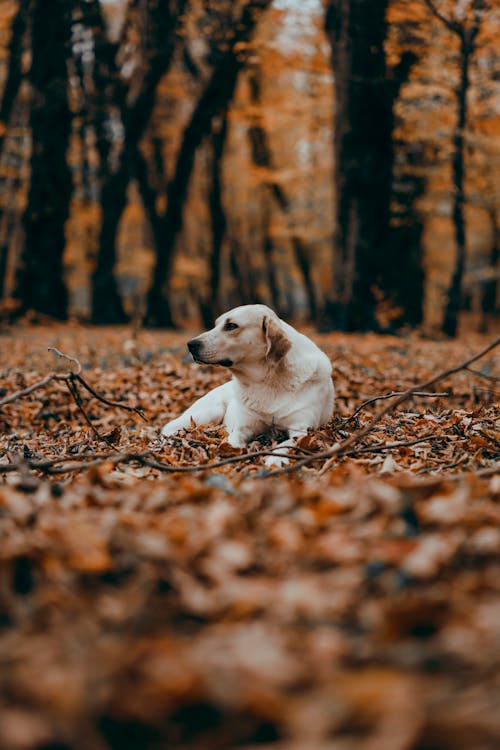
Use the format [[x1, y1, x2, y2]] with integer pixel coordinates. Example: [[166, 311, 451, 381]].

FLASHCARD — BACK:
[[161, 304, 334, 466]]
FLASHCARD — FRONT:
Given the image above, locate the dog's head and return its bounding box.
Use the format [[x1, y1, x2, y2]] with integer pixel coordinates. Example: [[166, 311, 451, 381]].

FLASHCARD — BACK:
[[187, 304, 291, 370]]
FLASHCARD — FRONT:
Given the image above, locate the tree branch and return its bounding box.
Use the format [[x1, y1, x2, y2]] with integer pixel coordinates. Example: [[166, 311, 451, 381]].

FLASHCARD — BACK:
[[422, 0, 462, 35], [466, 365, 500, 382], [0, 349, 146, 423], [0, 433, 446, 477], [342, 391, 450, 424]]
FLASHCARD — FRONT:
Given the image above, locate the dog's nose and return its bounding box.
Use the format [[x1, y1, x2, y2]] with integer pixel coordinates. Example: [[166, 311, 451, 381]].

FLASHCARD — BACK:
[[187, 338, 202, 356]]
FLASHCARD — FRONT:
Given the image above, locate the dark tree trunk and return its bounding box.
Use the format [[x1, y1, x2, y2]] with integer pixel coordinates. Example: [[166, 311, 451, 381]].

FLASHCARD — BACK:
[[91, 163, 130, 323], [228, 237, 254, 307], [384, 52, 424, 328], [82, 1, 127, 324], [262, 205, 280, 312], [324, 0, 393, 331], [133, 148, 165, 259], [442, 35, 471, 337], [14, 0, 72, 319], [0, 0, 29, 161], [387, 170, 425, 327], [421, 1, 482, 336], [90, 0, 185, 324], [480, 209, 500, 330], [146, 0, 272, 327], [247, 68, 317, 320], [146, 61, 240, 327], [205, 113, 229, 323], [0, 232, 8, 298]]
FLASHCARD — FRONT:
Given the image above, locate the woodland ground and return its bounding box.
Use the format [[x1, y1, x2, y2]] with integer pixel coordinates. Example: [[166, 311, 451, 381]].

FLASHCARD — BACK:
[[0, 323, 499, 750]]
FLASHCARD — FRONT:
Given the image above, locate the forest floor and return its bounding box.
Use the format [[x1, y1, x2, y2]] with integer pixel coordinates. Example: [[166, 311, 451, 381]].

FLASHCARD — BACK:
[[0, 323, 499, 750]]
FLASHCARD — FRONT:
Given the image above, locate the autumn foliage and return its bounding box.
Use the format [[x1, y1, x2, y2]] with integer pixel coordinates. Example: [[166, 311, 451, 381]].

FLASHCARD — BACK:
[[0, 0, 499, 746], [0, 324, 499, 748]]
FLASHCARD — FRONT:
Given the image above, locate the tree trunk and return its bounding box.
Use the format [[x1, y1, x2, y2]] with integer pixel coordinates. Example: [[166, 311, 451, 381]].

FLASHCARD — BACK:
[[91, 163, 130, 323], [480, 209, 499, 331], [387, 170, 425, 327], [442, 35, 470, 337], [0, 229, 8, 297], [324, 0, 392, 331], [146, 0, 272, 327], [145, 62, 239, 327], [205, 113, 229, 323], [247, 68, 317, 320], [0, 0, 29, 161], [14, 0, 72, 319], [90, 0, 185, 324], [382, 52, 424, 328]]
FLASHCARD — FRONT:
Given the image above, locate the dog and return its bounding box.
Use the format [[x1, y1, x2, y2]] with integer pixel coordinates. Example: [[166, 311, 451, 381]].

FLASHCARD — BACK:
[[161, 304, 334, 467]]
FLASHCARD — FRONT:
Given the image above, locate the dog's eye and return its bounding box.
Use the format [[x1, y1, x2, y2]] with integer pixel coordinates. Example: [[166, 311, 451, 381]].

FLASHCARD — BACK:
[[223, 321, 238, 331]]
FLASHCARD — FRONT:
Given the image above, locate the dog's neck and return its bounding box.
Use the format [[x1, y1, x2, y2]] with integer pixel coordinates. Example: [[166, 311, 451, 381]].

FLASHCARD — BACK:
[[230, 354, 302, 392]]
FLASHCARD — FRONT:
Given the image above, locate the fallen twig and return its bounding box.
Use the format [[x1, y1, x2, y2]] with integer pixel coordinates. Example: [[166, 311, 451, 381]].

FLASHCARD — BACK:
[[64, 378, 108, 444], [473, 386, 500, 398], [74, 374, 147, 421], [465, 365, 500, 383], [48, 347, 82, 375], [0, 432, 449, 477], [0, 372, 67, 408], [342, 391, 450, 424], [0, 348, 147, 426]]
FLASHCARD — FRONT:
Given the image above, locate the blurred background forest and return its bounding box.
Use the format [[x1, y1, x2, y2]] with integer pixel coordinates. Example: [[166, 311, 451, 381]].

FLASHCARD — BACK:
[[0, 0, 499, 335]]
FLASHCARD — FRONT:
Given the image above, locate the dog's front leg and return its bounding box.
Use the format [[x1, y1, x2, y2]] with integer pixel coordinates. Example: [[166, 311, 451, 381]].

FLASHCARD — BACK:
[[264, 428, 307, 469], [161, 381, 232, 438], [224, 400, 265, 449]]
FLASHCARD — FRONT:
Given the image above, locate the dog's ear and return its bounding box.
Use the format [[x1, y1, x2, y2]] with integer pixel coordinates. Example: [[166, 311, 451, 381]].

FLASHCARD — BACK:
[[262, 315, 291, 362]]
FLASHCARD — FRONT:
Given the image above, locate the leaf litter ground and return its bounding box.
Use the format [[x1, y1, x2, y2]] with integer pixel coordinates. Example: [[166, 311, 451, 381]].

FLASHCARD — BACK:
[[0, 323, 499, 750]]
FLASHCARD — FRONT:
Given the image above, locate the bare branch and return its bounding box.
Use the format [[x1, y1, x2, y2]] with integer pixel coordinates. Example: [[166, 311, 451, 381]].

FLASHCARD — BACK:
[[75, 374, 147, 422], [64, 378, 110, 445], [343, 391, 450, 424], [48, 347, 82, 375], [466, 365, 500, 382], [0, 373, 65, 408], [422, 0, 462, 34], [0, 349, 146, 423], [0, 432, 462, 478]]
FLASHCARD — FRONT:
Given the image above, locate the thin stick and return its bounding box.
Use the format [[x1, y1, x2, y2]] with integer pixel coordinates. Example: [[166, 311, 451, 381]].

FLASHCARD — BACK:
[[65, 378, 111, 445], [422, 0, 461, 34], [0, 433, 448, 477], [342, 391, 449, 424], [466, 366, 500, 383], [473, 386, 500, 398], [0, 441, 304, 474], [48, 346, 82, 375], [0, 373, 64, 408], [0, 348, 146, 422], [75, 374, 147, 421]]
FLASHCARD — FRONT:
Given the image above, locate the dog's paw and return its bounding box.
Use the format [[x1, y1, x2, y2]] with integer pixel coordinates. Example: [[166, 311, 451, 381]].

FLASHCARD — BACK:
[[161, 420, 180, 437], [264, 453, 290, 469], [226, 432, 248, 449]]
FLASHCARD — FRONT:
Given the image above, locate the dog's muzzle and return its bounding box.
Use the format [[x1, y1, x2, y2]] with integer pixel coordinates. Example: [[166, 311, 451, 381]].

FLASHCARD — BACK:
[[187, 338, 209, 363], [187, 339, 202, 359], [187, 338, 232, 367]]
